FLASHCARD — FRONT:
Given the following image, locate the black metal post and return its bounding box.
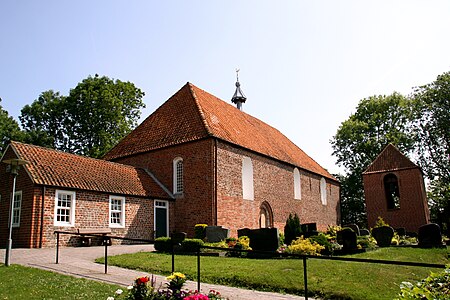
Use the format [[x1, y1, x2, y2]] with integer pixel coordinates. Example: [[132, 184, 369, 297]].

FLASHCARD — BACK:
[[303, 256, 308, 300], [197, 247, 201, 292], [171, 242, 175, 273], [56, 232, 60, 264], [104, 238, 108, 274]]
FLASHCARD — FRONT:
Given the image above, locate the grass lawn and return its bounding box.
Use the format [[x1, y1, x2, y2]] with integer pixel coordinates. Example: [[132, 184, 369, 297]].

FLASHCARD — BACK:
[[97, 247, 449, 300], [0, 264, 120, 299]]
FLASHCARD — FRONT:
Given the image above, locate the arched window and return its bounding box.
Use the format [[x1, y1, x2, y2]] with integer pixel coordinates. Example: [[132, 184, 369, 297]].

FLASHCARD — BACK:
[[173, 157, 183, 194], [320, 177, 327, 205], [294, 168, 301, 200], [259, 202, 273, 228], [242, 156, 254, 200], [384, 173, 400, 209]]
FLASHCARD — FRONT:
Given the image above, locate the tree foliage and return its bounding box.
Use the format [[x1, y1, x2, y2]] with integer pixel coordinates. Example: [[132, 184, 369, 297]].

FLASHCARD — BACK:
[[284, 213, 302, 246], [412, 72, 450, 232], [20, 90, 66, 149], [331, 93, 416, 227], [20, 75, 145, 158], [0, 99, 24, 155]]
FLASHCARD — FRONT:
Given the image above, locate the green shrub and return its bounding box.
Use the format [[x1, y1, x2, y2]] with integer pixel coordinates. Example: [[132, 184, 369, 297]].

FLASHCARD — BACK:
[[357, 235, 377, 249], [284, 213, 302, 246], [309, 233, 333, 254], [154, 237, 172, 252], [181, 238, 204, 252], [286, 236, 324, 256], [397, 266, 450, 299], [194, 224, 208, 240]]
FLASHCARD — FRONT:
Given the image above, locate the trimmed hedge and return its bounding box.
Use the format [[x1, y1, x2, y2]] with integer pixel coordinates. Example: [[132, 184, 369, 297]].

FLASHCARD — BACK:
[[154, 237, 204, 253]]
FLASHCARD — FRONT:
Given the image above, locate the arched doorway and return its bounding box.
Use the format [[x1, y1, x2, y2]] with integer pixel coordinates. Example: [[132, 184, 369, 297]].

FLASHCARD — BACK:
[[259, 201, 273, 228]]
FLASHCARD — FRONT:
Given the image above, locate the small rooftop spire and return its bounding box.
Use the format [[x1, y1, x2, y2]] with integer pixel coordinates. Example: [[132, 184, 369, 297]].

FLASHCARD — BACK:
[[231, 68, 247, 111]]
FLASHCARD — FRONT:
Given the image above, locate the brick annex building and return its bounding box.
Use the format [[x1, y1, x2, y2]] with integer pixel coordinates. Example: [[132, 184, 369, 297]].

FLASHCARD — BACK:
[[0, 82, 340, 248]]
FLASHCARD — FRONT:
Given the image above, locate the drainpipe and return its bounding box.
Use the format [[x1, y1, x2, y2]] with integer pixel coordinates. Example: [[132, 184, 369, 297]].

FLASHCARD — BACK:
[[214, 139, 218, 226], [39, 186, 45, 248]]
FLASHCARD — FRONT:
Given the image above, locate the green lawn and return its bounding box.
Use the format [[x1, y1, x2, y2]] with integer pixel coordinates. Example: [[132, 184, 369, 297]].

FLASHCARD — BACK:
[[0, 264, 120, 299], [97, 247, 449, 300]]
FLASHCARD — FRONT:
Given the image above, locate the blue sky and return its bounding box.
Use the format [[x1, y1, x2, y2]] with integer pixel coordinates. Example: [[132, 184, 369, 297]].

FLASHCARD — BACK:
[[1, 1, 449, 174]]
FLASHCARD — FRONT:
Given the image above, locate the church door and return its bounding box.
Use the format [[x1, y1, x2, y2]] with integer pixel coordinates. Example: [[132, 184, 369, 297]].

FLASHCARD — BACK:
[[154, 200, 169, 238]]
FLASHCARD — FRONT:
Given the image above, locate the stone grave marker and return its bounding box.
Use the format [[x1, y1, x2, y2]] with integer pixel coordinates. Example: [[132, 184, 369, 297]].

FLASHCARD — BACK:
[[418, 223, 442, 248], [345, 224, 360, 236], [372, 226, 394, 247], [360, 229, 370, 236], [337, 228, 357, 251], [205, 226, 229, 243]]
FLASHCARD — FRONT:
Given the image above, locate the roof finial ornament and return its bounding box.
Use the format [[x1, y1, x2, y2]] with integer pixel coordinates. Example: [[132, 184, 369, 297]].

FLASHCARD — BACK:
[[231, 68, 247, 111]]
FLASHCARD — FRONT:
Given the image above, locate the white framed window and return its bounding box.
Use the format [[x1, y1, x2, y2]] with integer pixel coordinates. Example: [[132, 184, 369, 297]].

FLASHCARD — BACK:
[[242, 156, 254, 200], [54, 190, 76, 227], [173, 157, 184, 194], [320, 177, 327, 205], [109, 196, 125, 228], [294, 168, 301, 200], [12, 191, 22, 227]]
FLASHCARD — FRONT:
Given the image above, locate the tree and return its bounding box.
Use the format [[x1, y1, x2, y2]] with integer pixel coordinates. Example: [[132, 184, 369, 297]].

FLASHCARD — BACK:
[[331, 92, 416, 227], [284, 213, 302, 246], [20, 75, 145, 158], [0, 99, 24, 155], [412, 71, 450, 232], [20, 90, 67, 149]]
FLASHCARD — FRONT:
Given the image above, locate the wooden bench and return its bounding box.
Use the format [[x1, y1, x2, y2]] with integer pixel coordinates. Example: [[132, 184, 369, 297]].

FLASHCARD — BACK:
[[77, 228, 112, 246]]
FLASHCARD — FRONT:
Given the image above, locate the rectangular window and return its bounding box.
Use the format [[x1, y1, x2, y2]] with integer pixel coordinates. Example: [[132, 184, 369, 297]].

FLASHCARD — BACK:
[[12, 191, 22, 227], [109, 196, 125, 228], [54, 190, 76, 227]]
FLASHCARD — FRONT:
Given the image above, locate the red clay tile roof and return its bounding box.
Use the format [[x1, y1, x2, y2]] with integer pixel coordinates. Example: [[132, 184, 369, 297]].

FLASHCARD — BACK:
[[363, 144, 419, 174], [105, 83, 336, 180], [7, 141, 171, 198]]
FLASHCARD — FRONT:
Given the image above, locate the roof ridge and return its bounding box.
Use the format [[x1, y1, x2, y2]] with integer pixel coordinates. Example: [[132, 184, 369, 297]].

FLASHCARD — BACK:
[[188, 83, 213, 136], [11, 141, 140, 171]]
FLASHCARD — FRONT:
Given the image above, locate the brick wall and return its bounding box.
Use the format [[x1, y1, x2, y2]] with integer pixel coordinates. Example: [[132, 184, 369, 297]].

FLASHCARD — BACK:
[[216, 142, 340, 236], [363, 168, 430, 233], [113, 139, 215, 237], [0, 148, 36, 248]]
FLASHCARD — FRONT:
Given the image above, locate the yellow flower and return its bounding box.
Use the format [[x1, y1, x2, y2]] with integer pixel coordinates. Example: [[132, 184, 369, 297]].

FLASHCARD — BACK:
[[172, 272, 186, 279]]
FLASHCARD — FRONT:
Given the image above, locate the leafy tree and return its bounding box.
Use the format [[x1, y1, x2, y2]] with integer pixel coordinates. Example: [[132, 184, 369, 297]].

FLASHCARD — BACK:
[[20, 90, 67, 149], [334, 173, 367, 226], [331, 92, 416, 227], [20, 75, 145, 158], [412, 71, 450, 232], [0, 99, 24, 155]]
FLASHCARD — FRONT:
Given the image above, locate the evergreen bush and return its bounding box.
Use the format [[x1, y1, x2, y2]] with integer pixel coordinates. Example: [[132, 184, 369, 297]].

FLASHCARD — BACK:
[[284, 213, 302, 245]]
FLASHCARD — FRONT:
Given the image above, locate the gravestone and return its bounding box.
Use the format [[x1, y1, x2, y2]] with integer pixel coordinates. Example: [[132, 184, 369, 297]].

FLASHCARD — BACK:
[[337, 228, 357, 251], [238, 227, 279, 252], [395, 228, 406, 237], [301, 223, 318, 238], [205, 226, 229, 243], [360, 229, 370, 236], [372, 226, 394, 247], [418, 223, 442, 248], [345, 224, 360, 236]]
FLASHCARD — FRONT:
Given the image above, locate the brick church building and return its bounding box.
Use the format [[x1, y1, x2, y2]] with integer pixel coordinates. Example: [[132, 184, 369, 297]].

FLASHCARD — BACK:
[[1, 81, 340, 248]]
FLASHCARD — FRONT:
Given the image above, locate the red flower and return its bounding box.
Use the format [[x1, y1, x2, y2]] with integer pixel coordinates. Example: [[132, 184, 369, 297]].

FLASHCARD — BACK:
[[136, 276, 149, 285]]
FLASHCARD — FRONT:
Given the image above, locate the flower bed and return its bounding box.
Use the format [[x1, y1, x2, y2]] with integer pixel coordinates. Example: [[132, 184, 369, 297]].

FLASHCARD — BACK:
[[108, 273, 226, 300]]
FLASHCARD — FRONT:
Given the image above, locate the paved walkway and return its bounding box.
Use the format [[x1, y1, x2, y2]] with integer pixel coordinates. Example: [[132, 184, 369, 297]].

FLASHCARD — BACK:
[[0, 245, 311, 300]]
